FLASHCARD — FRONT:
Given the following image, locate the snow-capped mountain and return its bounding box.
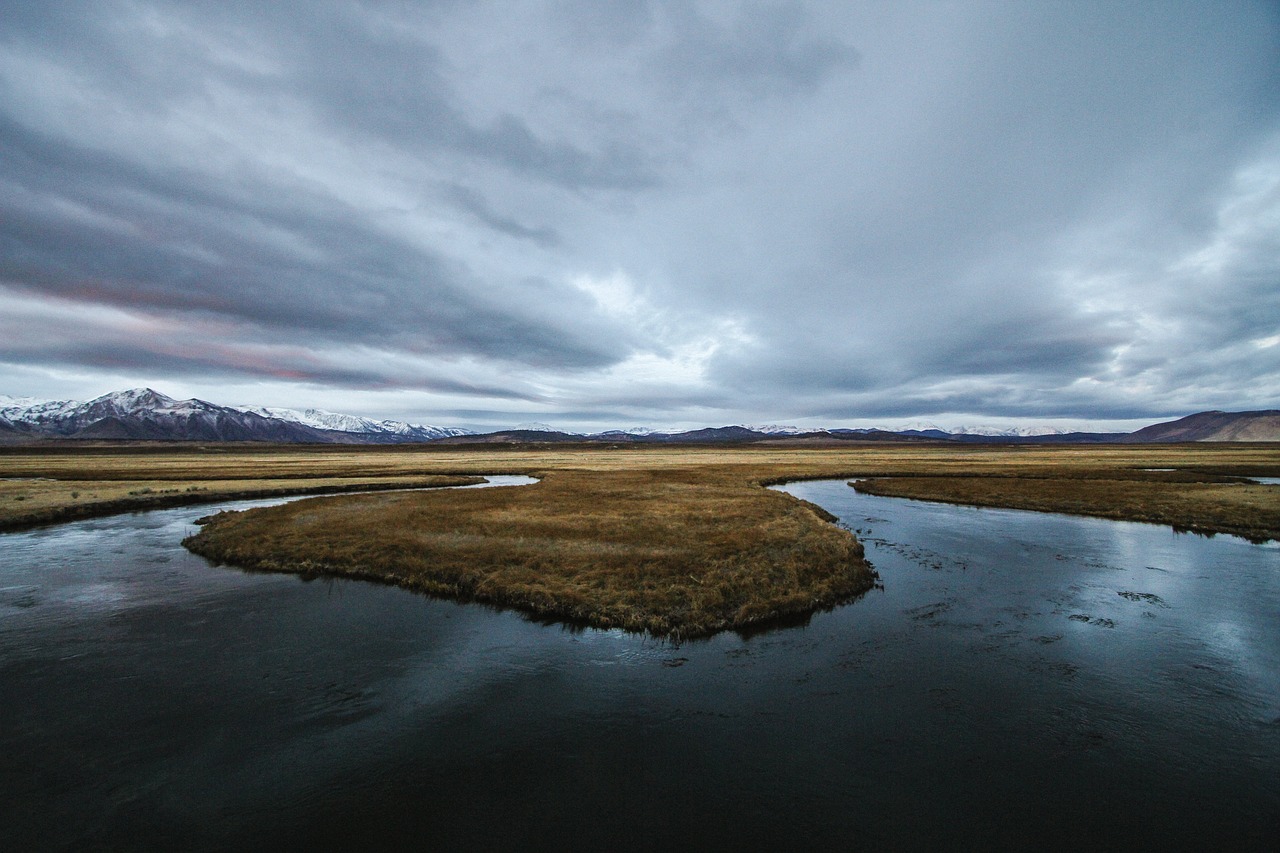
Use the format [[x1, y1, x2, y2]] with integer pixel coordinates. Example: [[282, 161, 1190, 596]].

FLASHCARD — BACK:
[[609, 426, 680, 436], [601, 424, 811, 437], [945, 425, 1069, 437], [2, 389, 188, 429], [0, 394, 55, 412], [885, 422, 1069, 438], [512, 422, 559, 433], [894, 421, 946, 434], [0, 389, 323, 441], [6, 388, 1254, 444], [0, 389, 472, 444], [742, 424, 809, 435], [1, 396, 79, 423], [237, 405, 471, 441]]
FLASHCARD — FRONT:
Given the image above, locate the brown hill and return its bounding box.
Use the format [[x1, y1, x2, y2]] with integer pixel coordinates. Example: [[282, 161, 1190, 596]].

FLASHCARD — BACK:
[[1130, 410, 1280, 442]]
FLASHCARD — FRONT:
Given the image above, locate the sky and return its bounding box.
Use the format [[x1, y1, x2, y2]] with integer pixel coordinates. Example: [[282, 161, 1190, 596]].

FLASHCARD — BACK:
[[1, 1, 1278, 433]]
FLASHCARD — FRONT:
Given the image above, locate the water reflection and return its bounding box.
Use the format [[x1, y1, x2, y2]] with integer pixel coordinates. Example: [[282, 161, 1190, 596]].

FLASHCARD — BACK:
[[1, 478, 1276, 850]]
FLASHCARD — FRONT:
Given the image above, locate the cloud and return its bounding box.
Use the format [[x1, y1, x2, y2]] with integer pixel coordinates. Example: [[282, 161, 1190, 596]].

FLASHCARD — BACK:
[[0, 285, 546, 399], [0, 112, 635, 370], [653, 2, 860, 102], [0, 1, 1277, 427]]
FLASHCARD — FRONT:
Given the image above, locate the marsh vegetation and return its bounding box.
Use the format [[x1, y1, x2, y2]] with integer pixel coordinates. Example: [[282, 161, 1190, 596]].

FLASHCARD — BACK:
[[185, 467, 873, 637], [851, 472, 1280, 542], [4, 441, 1278, 636]]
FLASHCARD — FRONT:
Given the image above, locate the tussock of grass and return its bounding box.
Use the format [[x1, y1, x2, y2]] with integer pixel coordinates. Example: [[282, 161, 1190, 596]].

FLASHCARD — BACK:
[[183, 468, 874, 639]]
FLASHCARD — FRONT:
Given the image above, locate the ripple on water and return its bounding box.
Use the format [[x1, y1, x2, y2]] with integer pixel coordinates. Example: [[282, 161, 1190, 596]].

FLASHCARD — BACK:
[[0, 477, 1275, 850]]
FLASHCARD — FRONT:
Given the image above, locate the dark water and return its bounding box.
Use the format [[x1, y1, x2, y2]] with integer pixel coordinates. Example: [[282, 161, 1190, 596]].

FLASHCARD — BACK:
[[2, 479, 1277, 851]]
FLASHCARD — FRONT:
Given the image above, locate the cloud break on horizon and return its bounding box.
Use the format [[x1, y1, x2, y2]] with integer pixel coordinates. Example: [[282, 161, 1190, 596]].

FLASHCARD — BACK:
[[1, 1, 1278, 432]]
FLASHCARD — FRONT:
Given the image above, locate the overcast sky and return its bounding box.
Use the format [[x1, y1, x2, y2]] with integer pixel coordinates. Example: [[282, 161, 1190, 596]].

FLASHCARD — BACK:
[[2, 1, 1278, 431]]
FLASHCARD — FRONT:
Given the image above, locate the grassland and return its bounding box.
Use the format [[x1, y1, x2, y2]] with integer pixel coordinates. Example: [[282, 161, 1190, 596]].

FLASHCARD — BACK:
[[3, 441, 1278, 637], [184, 467, 872, 638], [0, 452, 485, 530], [852, 475, 1280, 542]]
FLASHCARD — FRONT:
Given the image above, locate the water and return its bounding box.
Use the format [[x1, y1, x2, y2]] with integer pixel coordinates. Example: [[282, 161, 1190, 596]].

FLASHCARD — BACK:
[[1, 479, 1276, 851]]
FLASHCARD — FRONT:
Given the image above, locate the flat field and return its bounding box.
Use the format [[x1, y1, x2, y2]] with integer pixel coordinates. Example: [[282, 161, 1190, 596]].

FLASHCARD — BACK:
[[4, 441, 1278, 636]]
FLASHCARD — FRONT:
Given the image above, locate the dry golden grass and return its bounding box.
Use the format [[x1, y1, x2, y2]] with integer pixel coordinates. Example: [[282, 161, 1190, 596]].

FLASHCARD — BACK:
[[853, 476, 1280, 542], [184, 466, 872, 638], [0, 465, 482, 530], [4, 441, 1279, 636]]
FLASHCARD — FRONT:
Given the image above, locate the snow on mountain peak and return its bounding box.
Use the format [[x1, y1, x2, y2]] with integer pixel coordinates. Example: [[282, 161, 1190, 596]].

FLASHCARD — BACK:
[[513, 422, 560, 433], [947, 424, 1069, 437], [95, 388, 178, 410], [82, 388, 223, 418], [235, 403, 472, 439], [239, 405, 376, 433], [2, 387, 1089, 443], [0, 394, 53, 410], [743, 424, 810, 435], [894, 421, 946, 433]]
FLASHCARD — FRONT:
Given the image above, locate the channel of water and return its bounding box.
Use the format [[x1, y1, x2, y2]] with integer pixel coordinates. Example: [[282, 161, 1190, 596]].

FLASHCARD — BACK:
[[1, 477, 1276, 850]]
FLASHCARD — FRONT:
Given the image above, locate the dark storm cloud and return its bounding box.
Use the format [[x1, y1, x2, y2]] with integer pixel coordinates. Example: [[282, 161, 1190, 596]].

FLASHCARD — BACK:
[[0, 0, 664, 397], [0, 291, 545, 401], [0, 106, 626, 370]]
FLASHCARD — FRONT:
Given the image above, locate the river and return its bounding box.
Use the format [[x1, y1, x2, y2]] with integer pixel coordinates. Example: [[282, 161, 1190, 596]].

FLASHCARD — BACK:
[[1, 477, 1276, 850]]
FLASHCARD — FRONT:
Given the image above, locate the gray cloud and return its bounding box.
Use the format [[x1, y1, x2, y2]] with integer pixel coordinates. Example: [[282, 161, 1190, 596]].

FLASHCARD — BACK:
[[0, 1, 1277, 428], [655, 2, 859, 101], [440, 183, 562, 247], [0, 112, 631, 371]]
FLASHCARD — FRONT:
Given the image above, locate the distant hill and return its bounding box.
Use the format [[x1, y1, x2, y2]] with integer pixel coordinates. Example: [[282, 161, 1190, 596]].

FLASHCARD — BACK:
[[761, 429, 940, 445], [1129, 410, 1280, 442], [434, 426, 945, 446], [432, 429, 587, 444]]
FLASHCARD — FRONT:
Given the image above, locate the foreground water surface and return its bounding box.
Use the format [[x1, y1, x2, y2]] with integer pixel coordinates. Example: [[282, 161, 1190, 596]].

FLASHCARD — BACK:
[[2, 478, 1277, 850]]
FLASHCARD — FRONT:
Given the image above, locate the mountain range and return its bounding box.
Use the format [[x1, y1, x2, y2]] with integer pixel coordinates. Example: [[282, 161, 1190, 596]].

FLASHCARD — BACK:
[[0, 389, 471, 444], [1, 389, 1277, 445]]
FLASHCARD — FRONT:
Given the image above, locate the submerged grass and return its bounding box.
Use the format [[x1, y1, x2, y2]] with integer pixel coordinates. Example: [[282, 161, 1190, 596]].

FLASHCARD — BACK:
[[3, 441, 1278, 636]]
